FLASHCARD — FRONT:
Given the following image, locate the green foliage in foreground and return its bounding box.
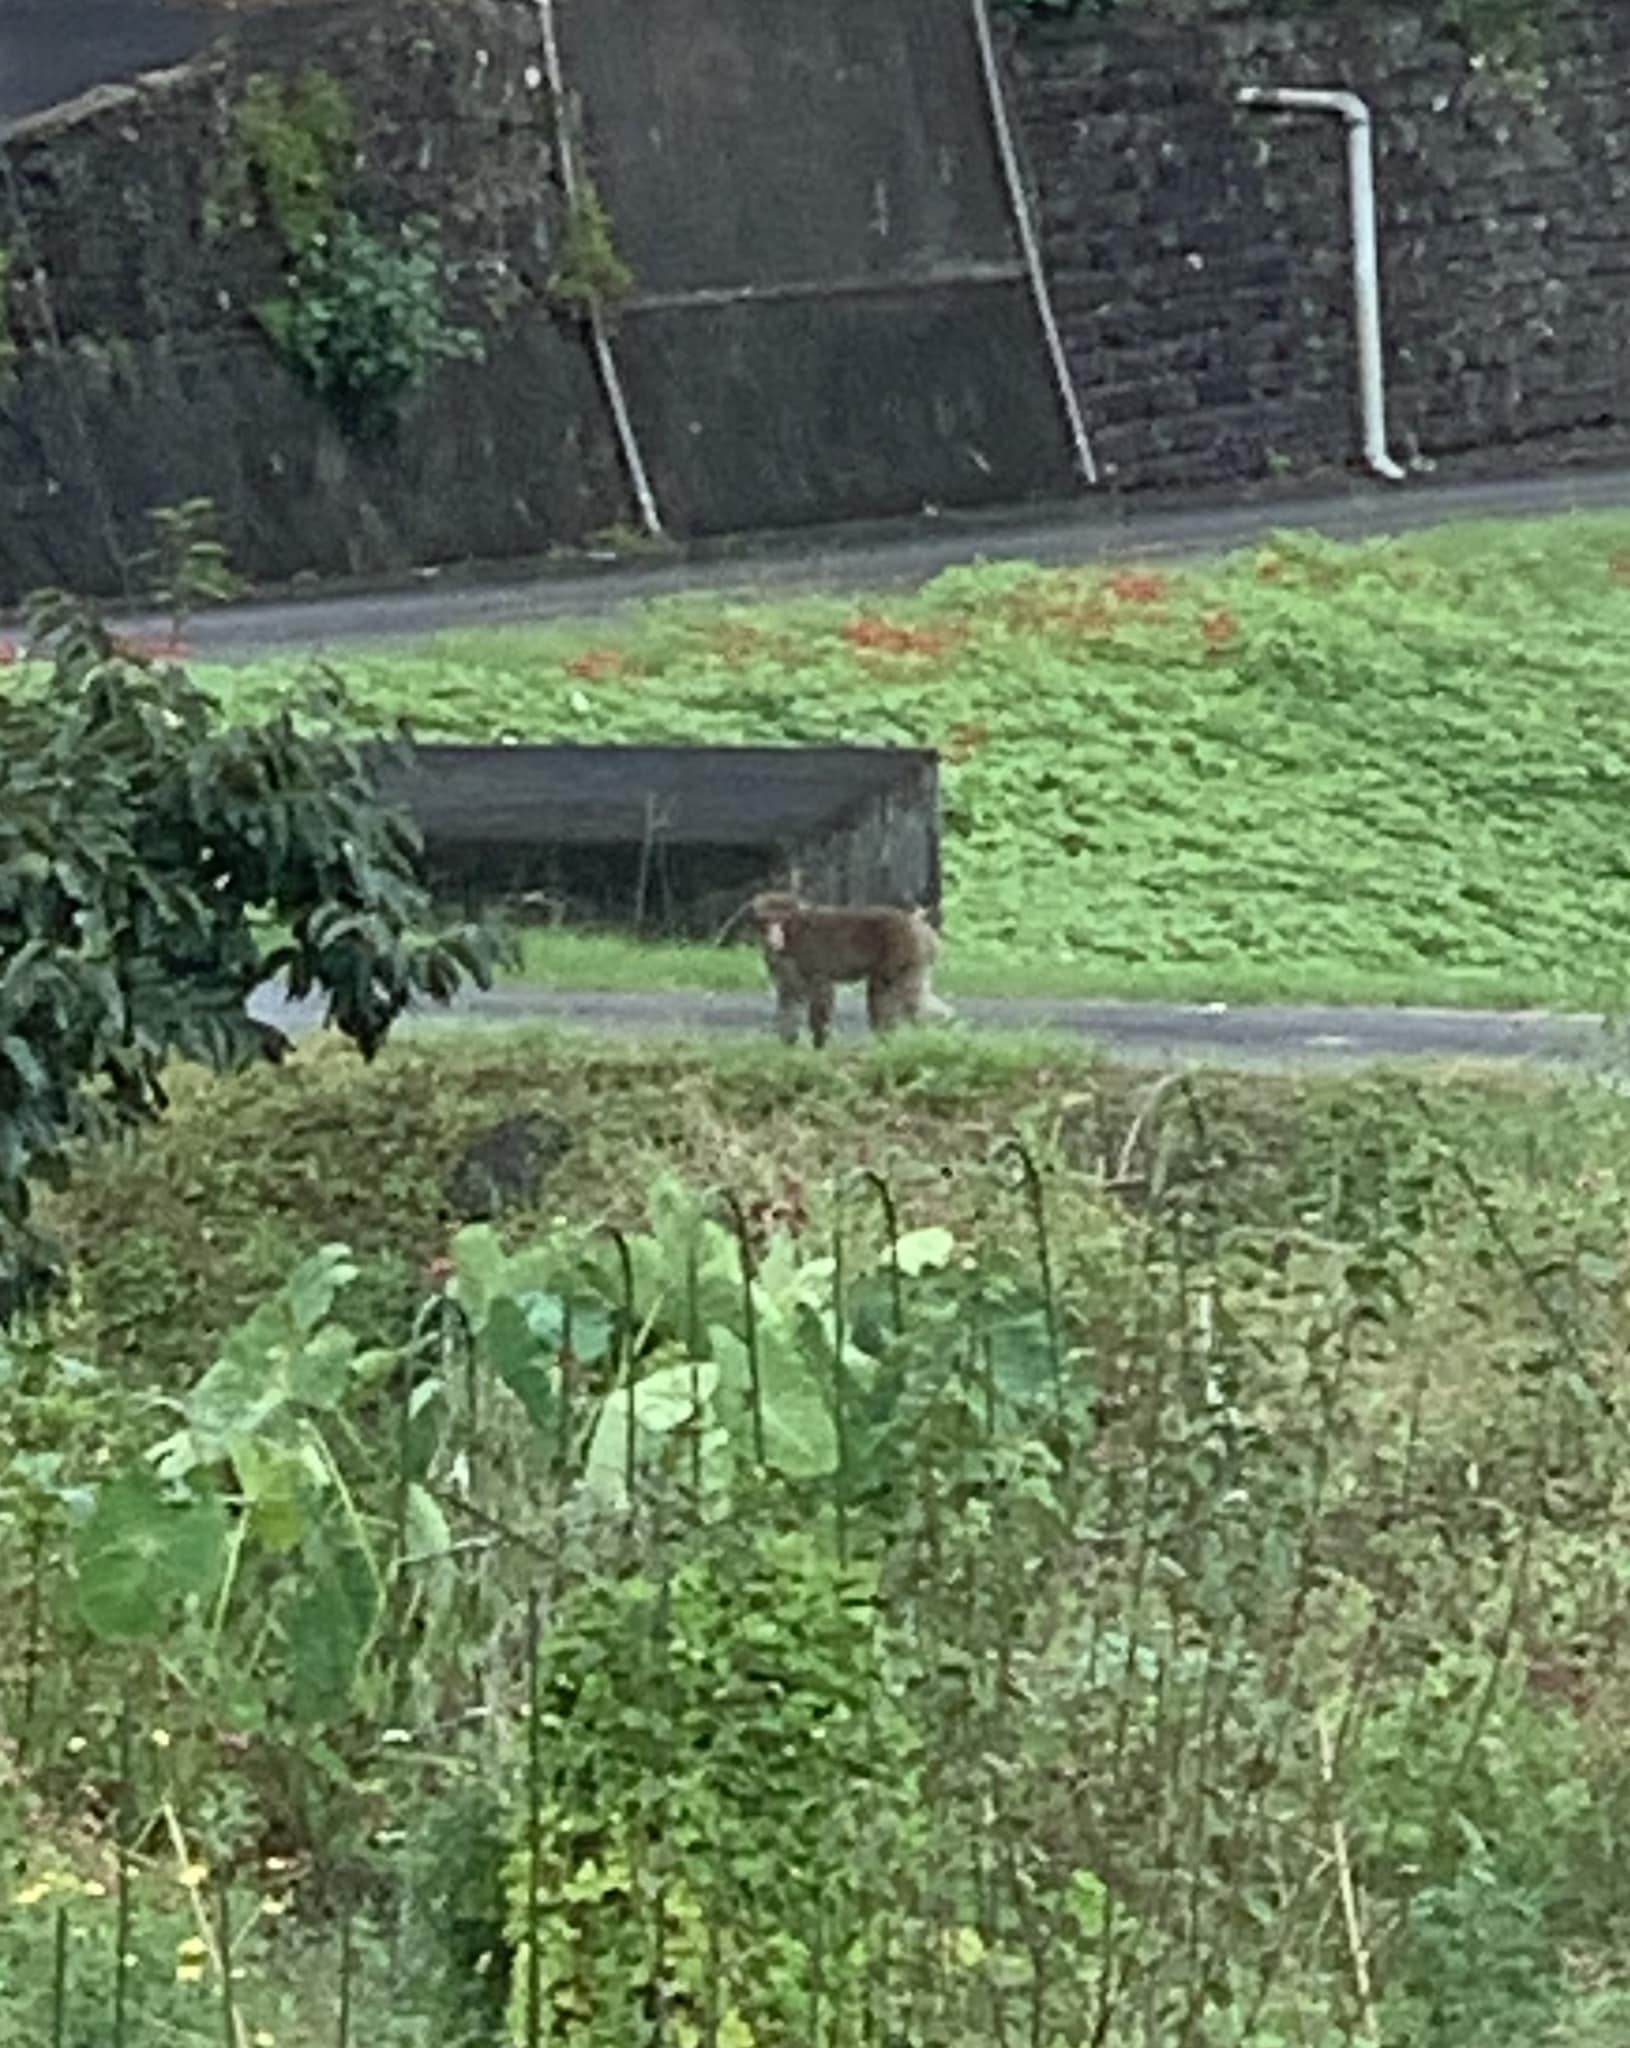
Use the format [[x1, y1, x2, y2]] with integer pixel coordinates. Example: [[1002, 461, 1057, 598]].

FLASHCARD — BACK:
[[0, 597, 492, 1322], [177, 512, 1630, 1010], [10, 1045, 1630, 2041]]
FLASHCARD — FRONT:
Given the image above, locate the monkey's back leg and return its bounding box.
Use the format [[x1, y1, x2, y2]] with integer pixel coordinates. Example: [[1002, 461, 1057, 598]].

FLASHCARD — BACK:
[[808, 979, 837, 1048], [866, 968, 923, 1035]]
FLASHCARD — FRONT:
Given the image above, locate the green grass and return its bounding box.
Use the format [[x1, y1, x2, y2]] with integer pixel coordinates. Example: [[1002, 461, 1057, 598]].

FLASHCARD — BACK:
[[46, 1025, 1114, 1372], [28, 508, 1630, 1010]]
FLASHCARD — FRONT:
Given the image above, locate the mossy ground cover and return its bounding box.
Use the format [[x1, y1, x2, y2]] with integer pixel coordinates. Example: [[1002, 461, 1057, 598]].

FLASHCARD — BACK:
[[170, 510, 1630, 1010]]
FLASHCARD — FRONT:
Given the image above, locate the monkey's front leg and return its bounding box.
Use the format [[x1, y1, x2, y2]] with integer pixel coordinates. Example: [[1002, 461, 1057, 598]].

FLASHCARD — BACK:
[[766, 958, 806, 1043]]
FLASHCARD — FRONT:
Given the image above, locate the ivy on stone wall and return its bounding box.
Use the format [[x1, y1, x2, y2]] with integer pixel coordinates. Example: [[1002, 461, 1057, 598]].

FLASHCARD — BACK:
[[258, 213, 483, 424], [208, 65, 483, 425]]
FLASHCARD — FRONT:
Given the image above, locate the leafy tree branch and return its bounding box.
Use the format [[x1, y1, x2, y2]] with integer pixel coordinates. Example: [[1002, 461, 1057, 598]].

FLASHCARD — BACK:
[[0, 595, 493, 1321]]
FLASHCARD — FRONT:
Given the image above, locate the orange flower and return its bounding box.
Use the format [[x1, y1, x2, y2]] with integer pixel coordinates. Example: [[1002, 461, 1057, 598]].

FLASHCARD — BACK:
[[566, 648, 629, 681], [1202, 610, 1241, 648], [842, 615, 963, 657], [943, 721, 990, 762], [1108, 570, 1169, 605]]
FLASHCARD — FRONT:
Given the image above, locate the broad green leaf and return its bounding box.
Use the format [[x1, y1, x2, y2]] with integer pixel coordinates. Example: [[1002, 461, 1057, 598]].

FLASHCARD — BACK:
[[513, 1290, 568, 1348], [517, 1288, 615, 1366], [288, 1521, 379, 1724], [893, 1226, 956, 1276], [287, 1321, 359, 1410], [986, 1311, 1058, 1403], [583, 1358, 719, 1505], [484, 1295, 559, 1437], [1068, 1868, 1110, 1940], [629, 1356, 719, 1433], [235, 1441, 316, 1555], [710, 1325, 837, 1478], [561, 1299, 615, 1365], [286, 1244, 359, 1333], [402, 1481, 451, 1566], [583, 1401, 635, 1505], [449, 1224, 507, 1330], [75, 1473, 229, 1641], [250, 1490, 306, 1555], [504, 1246, 573, 1299], [149, 1426, 211, 1485], [753, 1231, 803, 1305], [186, 1353, 288, 1446]]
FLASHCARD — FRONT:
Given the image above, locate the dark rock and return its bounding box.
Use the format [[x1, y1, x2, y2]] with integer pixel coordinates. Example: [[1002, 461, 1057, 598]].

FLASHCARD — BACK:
[[444, 1113, 573, 1223]]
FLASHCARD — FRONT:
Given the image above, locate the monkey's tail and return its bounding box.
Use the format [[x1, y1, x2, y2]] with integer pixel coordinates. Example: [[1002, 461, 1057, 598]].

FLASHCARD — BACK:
[[713, 896, 756, 945]]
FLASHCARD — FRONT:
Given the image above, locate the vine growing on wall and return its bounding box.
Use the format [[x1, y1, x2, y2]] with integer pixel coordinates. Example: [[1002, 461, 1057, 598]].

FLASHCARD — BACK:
[[258, 213, 483, 420], [208, 65, 483, 425], [204, 65, 354, 247], [546, 176, 634, 325]]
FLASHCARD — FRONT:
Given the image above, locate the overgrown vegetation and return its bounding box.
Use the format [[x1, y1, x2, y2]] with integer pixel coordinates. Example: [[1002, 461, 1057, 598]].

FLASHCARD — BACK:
[[205, 66, 356, 252], [208, 64, 481, 422], [168, 511, 1630, 1011], [257, 212, 483, 420], [9, 1032, 1630, 2042]]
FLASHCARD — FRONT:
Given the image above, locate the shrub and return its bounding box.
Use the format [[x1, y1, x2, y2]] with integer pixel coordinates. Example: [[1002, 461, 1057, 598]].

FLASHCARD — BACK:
[[257, 212, 484, 422]]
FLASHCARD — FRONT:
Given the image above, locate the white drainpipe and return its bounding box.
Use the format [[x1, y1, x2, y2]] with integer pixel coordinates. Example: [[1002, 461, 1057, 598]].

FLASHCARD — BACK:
[[1237, 86, 1406, 483]]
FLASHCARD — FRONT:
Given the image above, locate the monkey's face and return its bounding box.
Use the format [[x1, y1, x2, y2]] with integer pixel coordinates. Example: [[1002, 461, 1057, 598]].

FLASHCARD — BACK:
[[750, 891, 803, 932]]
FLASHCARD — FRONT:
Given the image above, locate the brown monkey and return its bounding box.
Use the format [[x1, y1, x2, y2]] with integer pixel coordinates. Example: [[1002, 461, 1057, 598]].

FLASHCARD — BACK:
[[749, 892, 950, 1048]]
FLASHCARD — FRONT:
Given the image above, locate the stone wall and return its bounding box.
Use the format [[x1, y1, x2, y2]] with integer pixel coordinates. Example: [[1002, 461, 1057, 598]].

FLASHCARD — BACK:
[[561, 0, 1078, 535], [1005, 1, 1630, 489], [8, 0, 1630, 600], [0, 0, 626, 601], [0, 0, 1078, 605]]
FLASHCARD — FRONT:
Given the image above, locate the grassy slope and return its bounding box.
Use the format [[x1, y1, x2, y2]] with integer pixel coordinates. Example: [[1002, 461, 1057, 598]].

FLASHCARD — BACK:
[[180, 510, 1630, 1010], [45, 1023, 1614, 1377]]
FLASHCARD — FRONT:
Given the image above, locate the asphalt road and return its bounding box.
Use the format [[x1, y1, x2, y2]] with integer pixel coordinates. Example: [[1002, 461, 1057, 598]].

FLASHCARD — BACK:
[[110, 458, 1630, 659], [247, 980, 1617, 1074]]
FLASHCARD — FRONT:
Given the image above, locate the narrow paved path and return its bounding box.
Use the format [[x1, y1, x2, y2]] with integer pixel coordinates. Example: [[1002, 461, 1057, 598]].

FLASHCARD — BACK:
[[248, 981, 1614, 1073], [113, 460, 1630, 658]]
